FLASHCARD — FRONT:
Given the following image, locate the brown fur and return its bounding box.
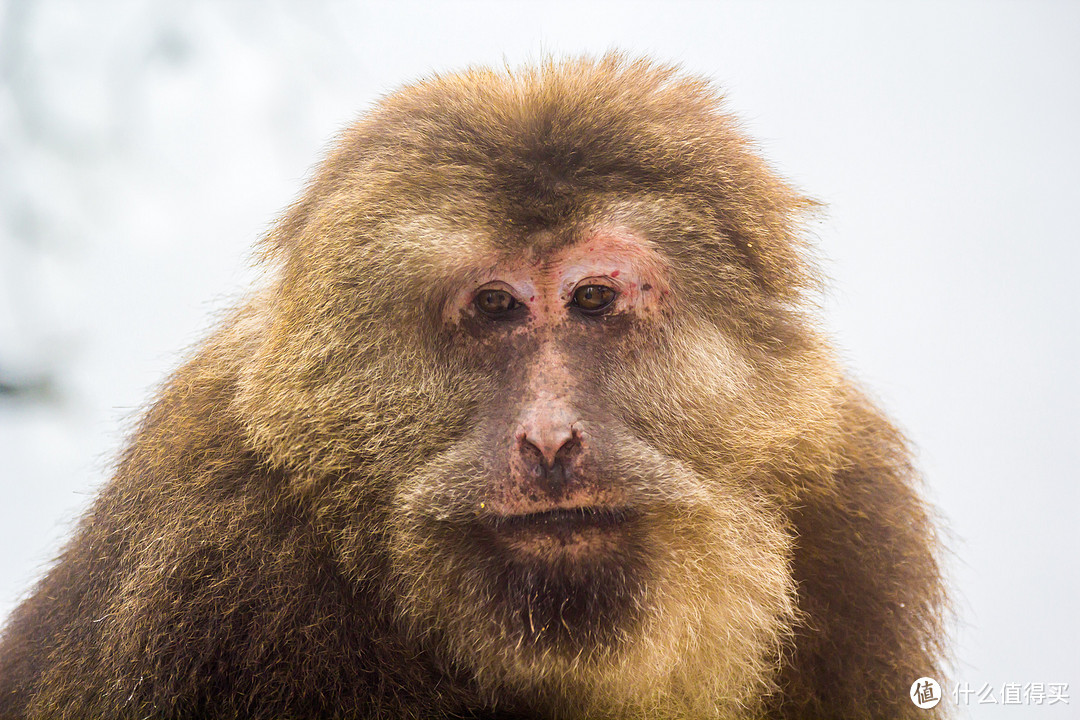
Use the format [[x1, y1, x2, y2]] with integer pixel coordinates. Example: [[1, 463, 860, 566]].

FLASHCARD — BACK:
[[0, 55, 946, 719]]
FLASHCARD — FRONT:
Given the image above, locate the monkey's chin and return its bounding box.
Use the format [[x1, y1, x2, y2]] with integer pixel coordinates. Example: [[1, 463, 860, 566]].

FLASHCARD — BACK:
[[482, 506, 635, 561]]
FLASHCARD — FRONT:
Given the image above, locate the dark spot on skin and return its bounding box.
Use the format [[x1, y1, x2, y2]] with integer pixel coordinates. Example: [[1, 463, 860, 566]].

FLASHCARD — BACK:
[[642, 284, 652, 291], [530, 296, 535, 301]]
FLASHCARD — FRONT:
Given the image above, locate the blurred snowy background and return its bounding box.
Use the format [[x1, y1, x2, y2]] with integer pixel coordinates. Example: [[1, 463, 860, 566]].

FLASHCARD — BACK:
[[1, 0, 1076, 716]]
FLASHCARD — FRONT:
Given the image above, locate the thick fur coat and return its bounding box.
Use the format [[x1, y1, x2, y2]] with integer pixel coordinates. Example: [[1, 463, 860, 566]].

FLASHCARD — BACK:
[[0, 55, 946, 719]]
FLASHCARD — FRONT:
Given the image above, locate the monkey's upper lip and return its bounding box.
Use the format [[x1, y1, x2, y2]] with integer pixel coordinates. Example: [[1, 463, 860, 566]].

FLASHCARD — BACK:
[[482, 506, 634, 533]]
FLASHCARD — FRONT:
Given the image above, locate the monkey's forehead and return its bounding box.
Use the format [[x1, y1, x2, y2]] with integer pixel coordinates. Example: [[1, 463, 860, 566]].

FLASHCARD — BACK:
[[332, 57, 751, 226]]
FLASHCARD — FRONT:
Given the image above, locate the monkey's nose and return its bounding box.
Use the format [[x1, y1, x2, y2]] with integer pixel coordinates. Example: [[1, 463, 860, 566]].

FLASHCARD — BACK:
[[515, 413, 580, 468]]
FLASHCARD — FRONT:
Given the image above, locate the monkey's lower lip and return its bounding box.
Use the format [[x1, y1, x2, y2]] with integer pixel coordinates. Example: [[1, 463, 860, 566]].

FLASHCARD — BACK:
[[482, 506, 634, 533], [480, 507, 636, 558]]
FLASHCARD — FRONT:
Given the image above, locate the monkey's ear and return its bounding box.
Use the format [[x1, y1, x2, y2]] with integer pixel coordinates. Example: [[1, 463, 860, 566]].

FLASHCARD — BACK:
[[256, 122, 377, 264], [720, 192, 824, 303]]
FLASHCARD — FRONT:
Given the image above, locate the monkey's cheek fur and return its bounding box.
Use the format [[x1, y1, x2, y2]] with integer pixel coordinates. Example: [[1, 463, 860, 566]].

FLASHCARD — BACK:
[[388, 477, 796, 718]]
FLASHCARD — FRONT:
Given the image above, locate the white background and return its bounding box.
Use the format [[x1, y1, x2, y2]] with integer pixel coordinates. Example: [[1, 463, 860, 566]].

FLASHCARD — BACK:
[[1, 1, 1076, 716]]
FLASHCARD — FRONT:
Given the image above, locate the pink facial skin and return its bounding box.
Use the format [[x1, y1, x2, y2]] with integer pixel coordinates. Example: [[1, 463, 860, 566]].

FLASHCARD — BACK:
[[444, 229, 671, 549], [445, 228, 670, 328]]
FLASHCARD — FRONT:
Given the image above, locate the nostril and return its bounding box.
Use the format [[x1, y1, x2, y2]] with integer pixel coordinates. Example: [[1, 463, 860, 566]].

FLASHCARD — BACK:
[[553, 430, 580, 464]]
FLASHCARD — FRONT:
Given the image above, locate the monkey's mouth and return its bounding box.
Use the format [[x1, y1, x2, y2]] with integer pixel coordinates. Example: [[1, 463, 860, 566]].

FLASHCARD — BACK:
[[487, 506, 632, 531], [481, 506, 636, 558]]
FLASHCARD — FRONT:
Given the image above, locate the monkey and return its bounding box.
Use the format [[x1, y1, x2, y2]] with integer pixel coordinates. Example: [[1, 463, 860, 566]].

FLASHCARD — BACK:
[[0, 54, 946, 719]]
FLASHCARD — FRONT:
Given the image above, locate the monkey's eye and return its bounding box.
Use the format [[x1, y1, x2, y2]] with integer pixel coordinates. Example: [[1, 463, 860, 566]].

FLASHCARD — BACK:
[[571, 284, 616, 314], [474, 288, 520, 317]]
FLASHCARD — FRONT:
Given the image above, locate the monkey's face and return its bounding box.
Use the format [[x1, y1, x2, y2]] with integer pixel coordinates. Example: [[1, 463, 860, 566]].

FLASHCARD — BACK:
[[403, 228, 666, 635], [382, 217, 802, 714]]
